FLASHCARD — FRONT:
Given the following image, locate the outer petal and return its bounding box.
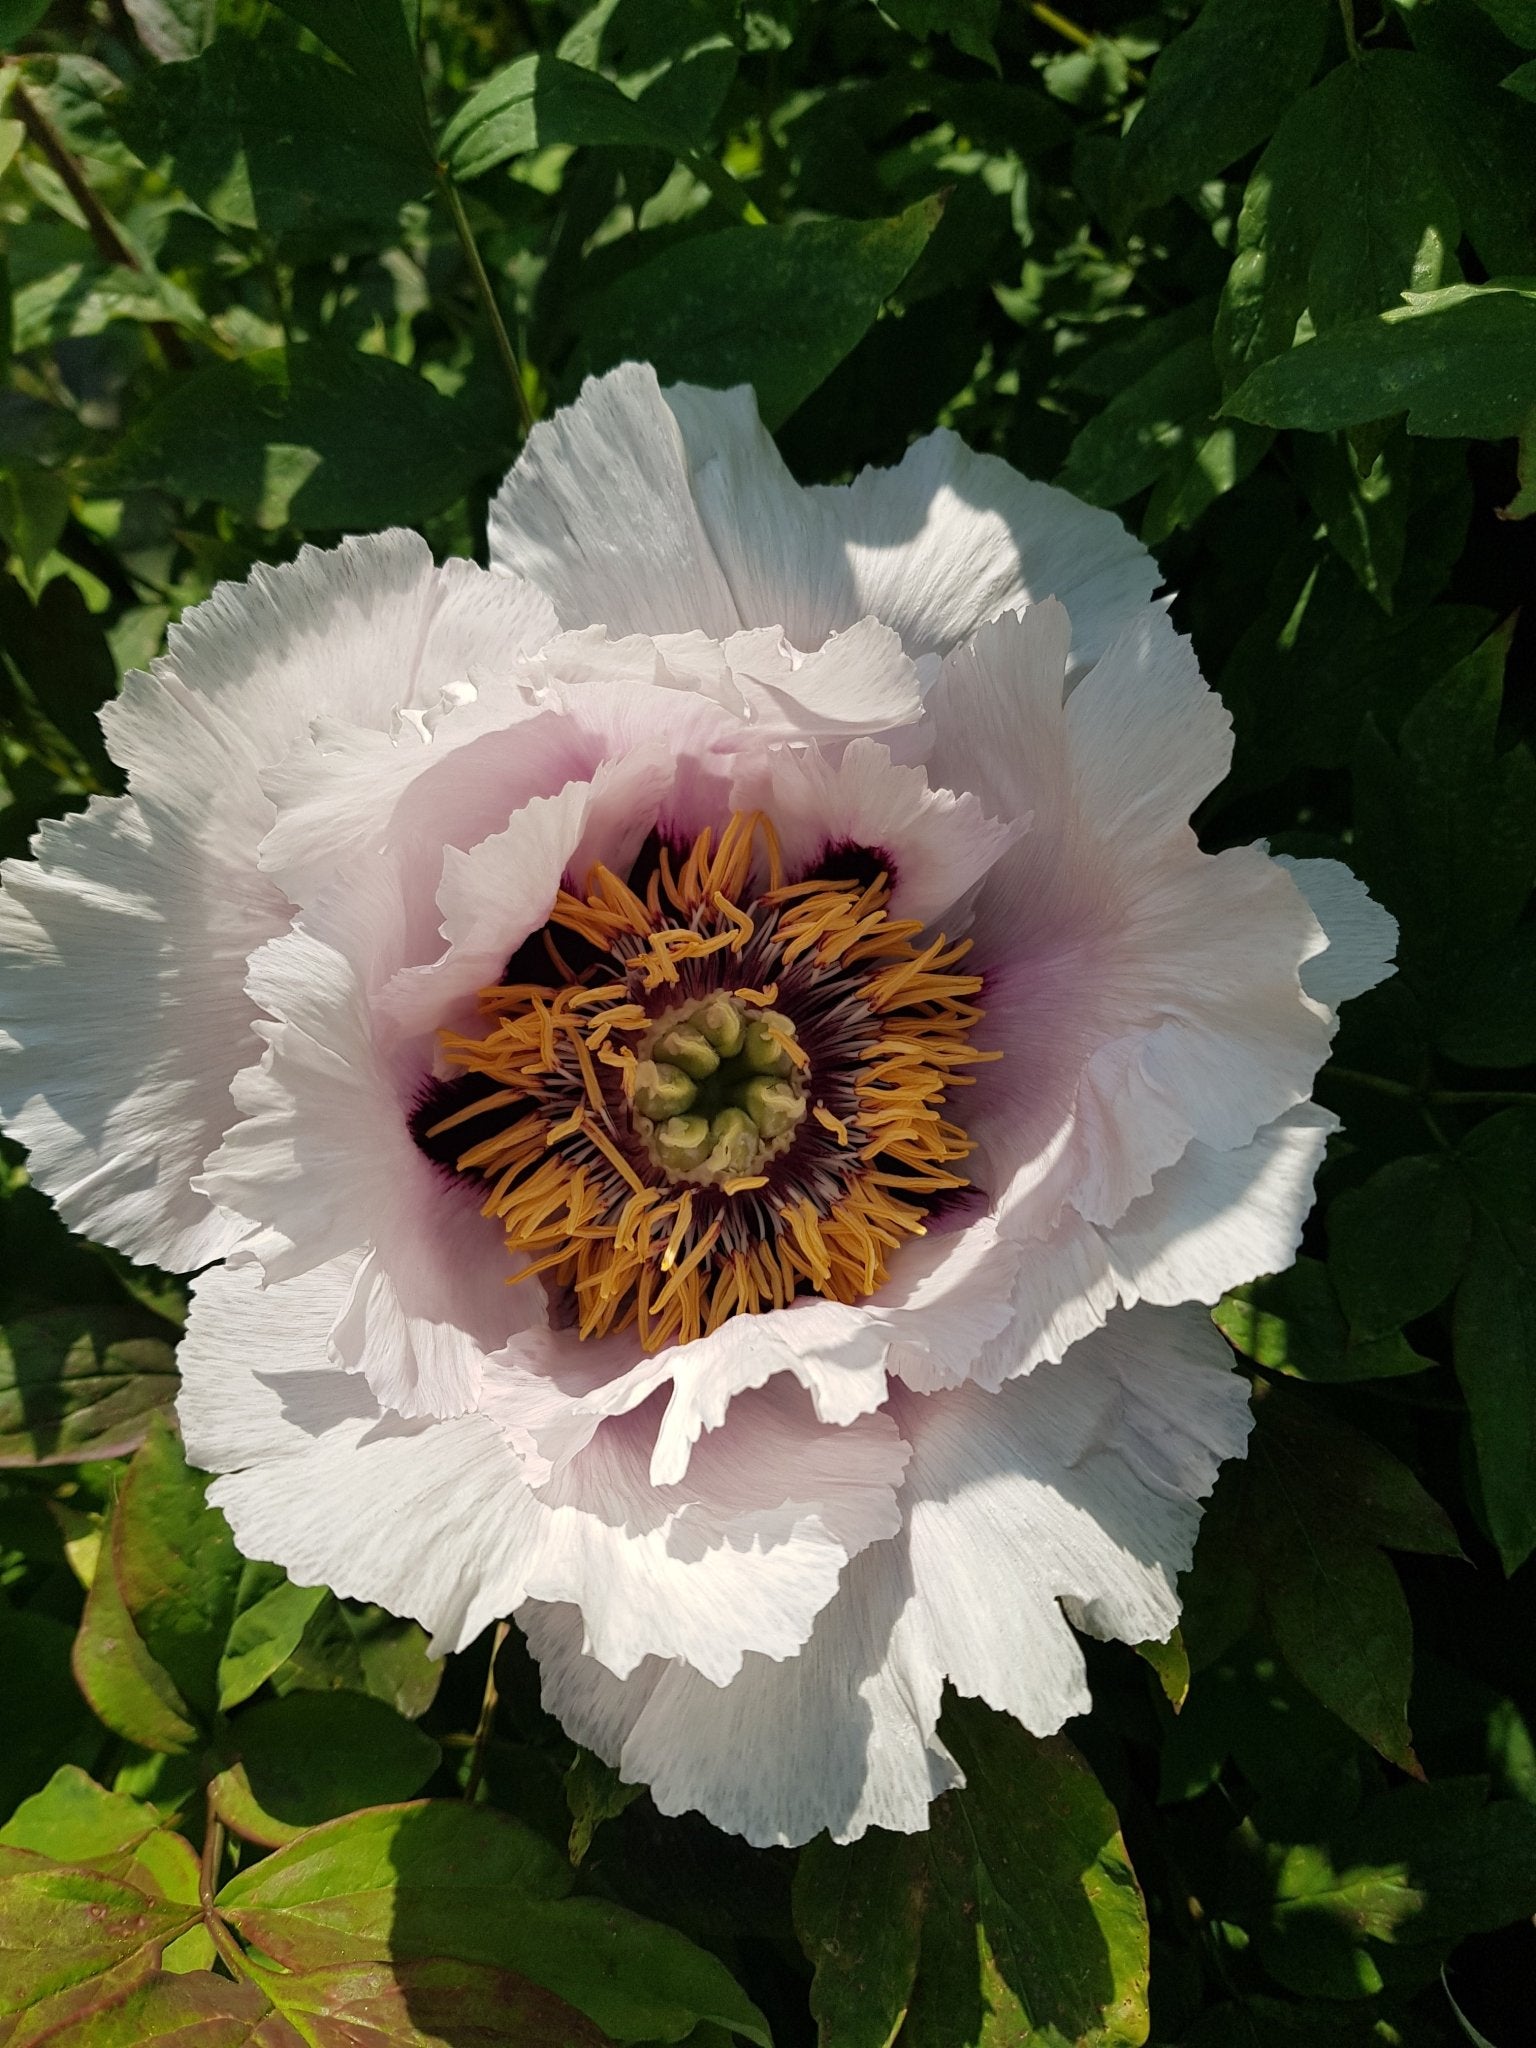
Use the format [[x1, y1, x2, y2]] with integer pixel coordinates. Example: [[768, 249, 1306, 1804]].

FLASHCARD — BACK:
[[0, 535, 554, 1270], [1275, 855, 1398, 1011], [523, 1302, 1248, 1847], [490, 364, 1158, 665], [179, 1261, 908, 1676]]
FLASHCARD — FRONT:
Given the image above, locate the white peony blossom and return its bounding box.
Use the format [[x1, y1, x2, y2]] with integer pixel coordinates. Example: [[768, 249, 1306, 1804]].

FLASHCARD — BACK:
[[0, 364, 1395, 1846]]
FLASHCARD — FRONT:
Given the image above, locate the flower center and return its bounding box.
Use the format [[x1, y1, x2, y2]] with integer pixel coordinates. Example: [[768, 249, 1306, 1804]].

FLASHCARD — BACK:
[[417, 812, 997, 1353], [633, 995, 808, 1185]]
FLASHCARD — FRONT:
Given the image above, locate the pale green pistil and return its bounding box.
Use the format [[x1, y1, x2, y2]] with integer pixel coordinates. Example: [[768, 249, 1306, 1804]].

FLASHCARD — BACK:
[[632, 996, 807, 1185]]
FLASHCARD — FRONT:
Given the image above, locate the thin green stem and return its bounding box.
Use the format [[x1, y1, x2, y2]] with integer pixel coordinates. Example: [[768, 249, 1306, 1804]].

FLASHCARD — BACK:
[[1327, 1068, 1536, 1110], [1337, 0, 1362, 59], [198, 1808, 249, 1981], [439, 174, 536, 438], [463, 1619, 510, 1804], [684, 149, 767, 226], [1026, 3, 1147, 86]]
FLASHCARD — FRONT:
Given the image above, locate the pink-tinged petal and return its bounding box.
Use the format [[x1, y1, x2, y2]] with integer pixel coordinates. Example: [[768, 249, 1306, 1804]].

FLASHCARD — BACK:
[[490, 366, 1157, 667], [0, 535, 553, 1271], [379, 751, 674, 1041], [521, 1302, 1246, 1847], [927, 606, 1334, 1235], [1274, 855, 1398, 1011], [179, 1262, 907, 1676], [488, 1217, 1022, 1490], [730, 737, 1018, 930], [200, 861, 517, 1419]]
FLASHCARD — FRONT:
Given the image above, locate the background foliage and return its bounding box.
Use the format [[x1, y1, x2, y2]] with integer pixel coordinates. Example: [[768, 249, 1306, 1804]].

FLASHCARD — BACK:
[[1, 0, 1534, 2041]]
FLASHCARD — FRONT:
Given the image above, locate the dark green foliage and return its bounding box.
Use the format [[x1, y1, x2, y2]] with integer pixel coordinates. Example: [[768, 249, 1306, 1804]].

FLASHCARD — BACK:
[[1, 1, 1534, 2044]]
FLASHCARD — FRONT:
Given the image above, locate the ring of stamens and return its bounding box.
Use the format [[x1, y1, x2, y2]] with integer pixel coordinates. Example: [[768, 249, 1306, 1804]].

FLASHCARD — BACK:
[[421, 811, 998, 1353]]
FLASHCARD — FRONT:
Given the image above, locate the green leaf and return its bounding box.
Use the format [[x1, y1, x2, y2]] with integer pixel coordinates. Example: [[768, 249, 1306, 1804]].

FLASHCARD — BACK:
[[0, 1611, 100, 1817], [1058, 332, 1228, 505], [72, 1529, 201, 1755], [119, 0, 215, 62], [0, 461, 69, 590], [880, 0, 999, 67], [0, 1765, 166, 1863], [0, 1846, 196, 2016], [5, 1967, 283, 2045], [1215, 52, 1463, 387], [264, 0, 431, 158], [793, 1828, 926, 2048], [217, 1802, 772, 2046], [274, 1596, 441, 1720], [1215, 1259, 1433, 1381], [1453, 1108, 1536, 1573], [109, 1416, 242, 1724], [1351, 623, 1536, 982], [904, 1706, 1150, 2047], [564, 1748, 642, 1867], [261, 1957, 614, 2047], [1244, 1384, 1461, 1768], [0, 0, 49, 48], [1292, 429, 1413, 611], [100, 344, 497, 532], [218, 1565, 328, 1713], [1114, 0, 1331, 216], [1471, 0, 1536, 45], [0, 1307, 178, 1467], [1225, 281, 1536, 448], [441, 53, 698, 181], [1506, 54, 1536, 96], [1136, 1627, 1191, 1710], [209, 1691, 441, 1847], [1329, 1155, 1473, 1339], [1435, 926, 1536, 1067], [114, 31, 434, 236], [572, 196, 941, 430]]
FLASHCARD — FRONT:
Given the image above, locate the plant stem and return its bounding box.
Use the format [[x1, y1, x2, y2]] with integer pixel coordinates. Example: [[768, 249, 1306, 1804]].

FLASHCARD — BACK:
[[438, 173, 536, 438], [6, 71, 193, 370], [464, 1619, 510, 1804], [1338, 0, 1362, 60], [1028, 3, 1147, 86], [1327, 1068, 1536, 1110], [198, 1807, 249, 1980]]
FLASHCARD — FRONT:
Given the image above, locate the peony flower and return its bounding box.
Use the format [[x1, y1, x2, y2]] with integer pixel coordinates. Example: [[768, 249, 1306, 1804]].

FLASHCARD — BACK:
[[0, 364, 1394, 1846]]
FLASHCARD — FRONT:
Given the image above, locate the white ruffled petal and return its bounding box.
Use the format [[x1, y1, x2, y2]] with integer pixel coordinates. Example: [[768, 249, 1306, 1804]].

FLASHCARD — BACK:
[[1274, 855, 1398, 1011], [180, 1262, 907, 1676], [0, 799, 265, 1269], [490, 367, 1158, 667], [522, 1302, 1247, 1846], [0, 535, 553, 1270]]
